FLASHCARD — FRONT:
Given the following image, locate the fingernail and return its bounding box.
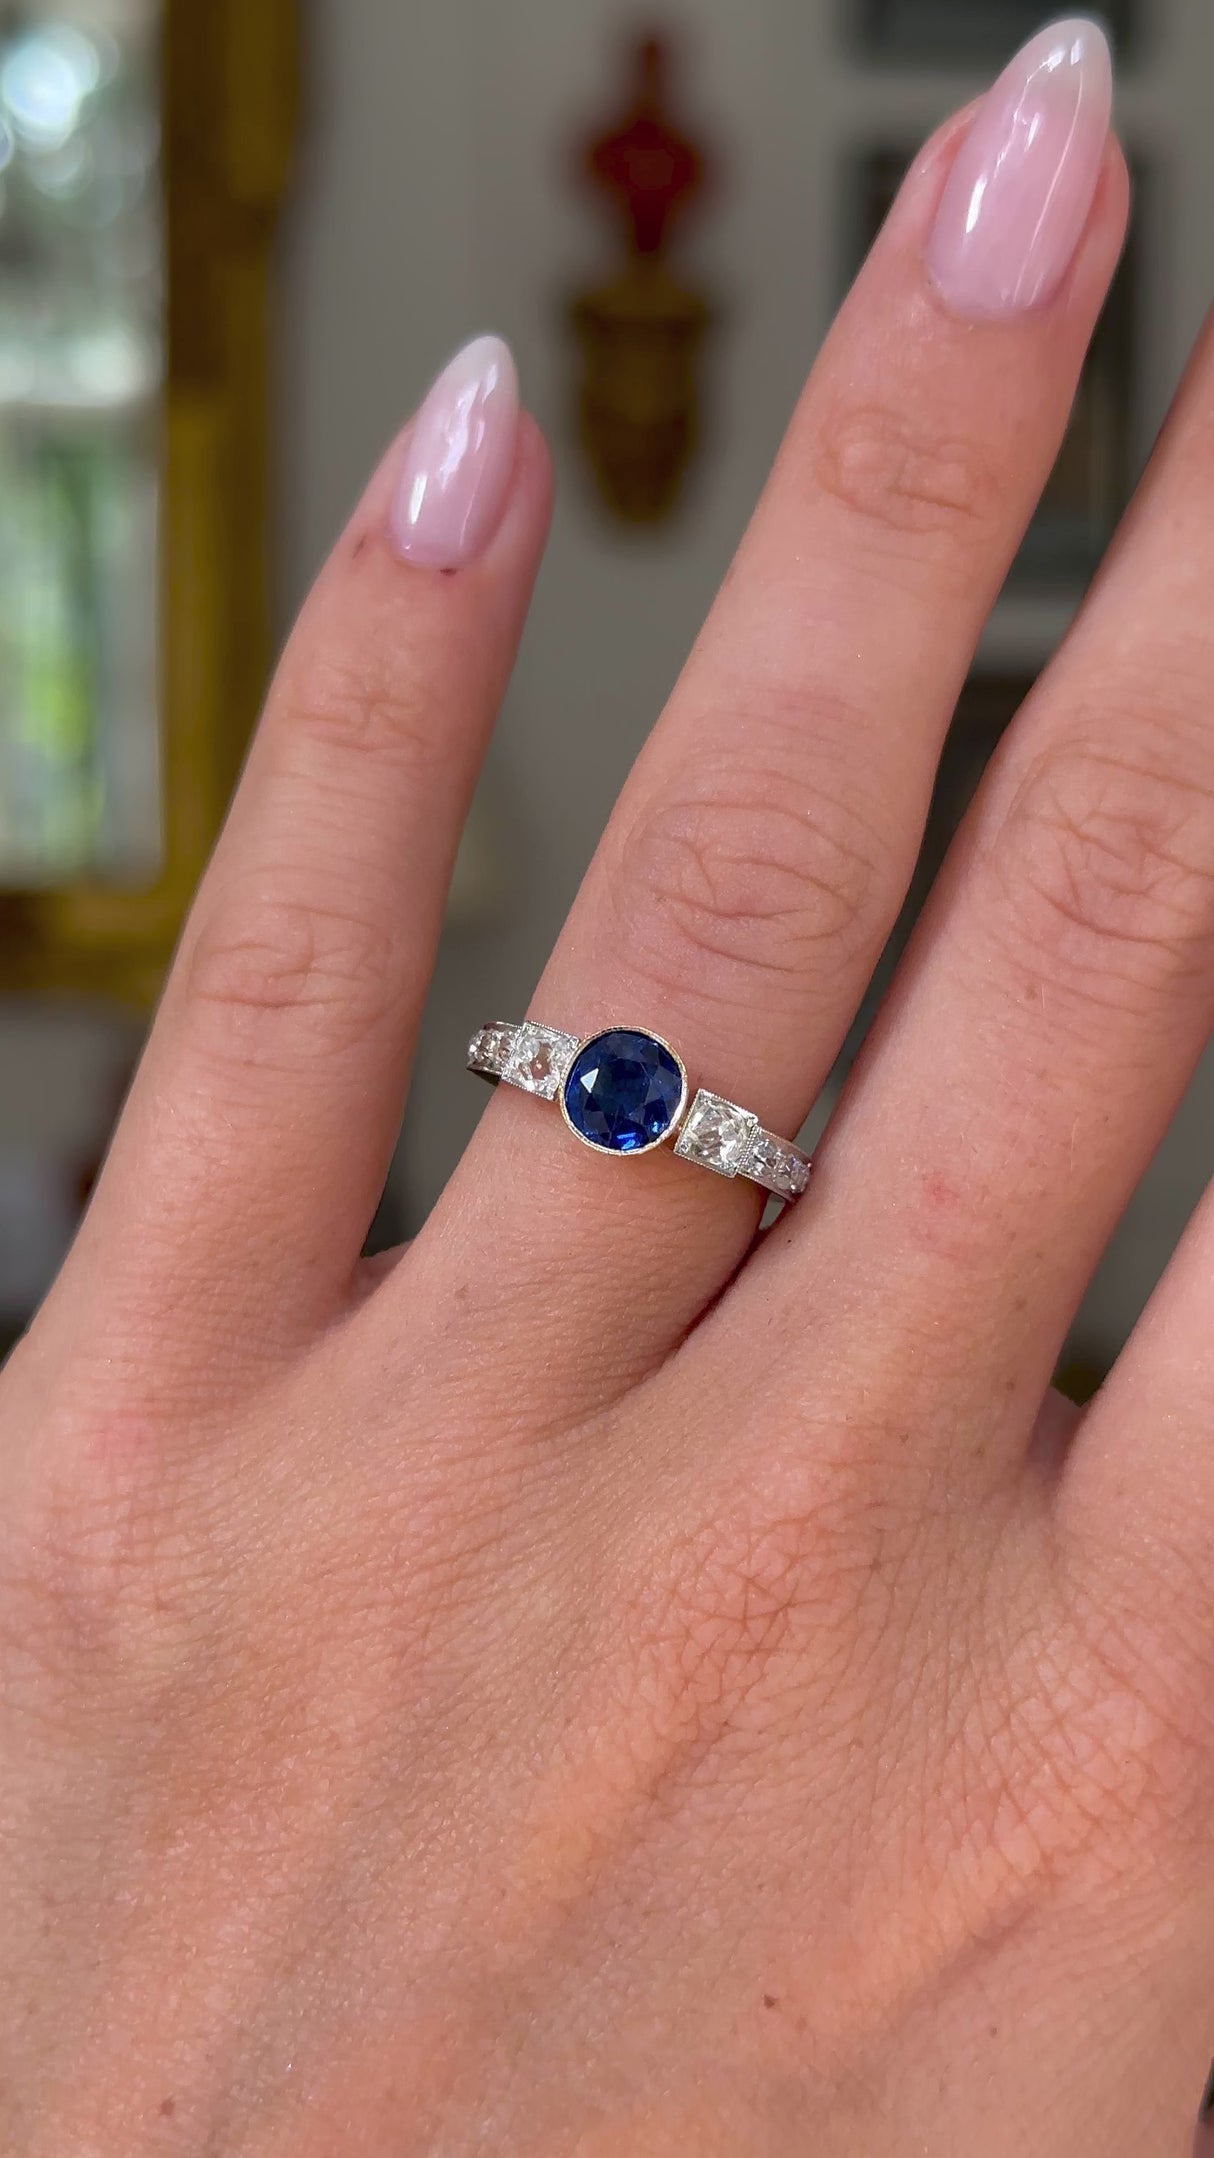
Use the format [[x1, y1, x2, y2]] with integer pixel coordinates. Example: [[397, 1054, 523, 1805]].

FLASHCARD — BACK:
[[390, 334, 520, 569], [926, 17, 1113, 320]]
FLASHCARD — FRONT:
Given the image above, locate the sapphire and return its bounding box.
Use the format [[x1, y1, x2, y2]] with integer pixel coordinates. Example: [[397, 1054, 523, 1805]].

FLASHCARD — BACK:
[[562, 1029, 686, 1155]]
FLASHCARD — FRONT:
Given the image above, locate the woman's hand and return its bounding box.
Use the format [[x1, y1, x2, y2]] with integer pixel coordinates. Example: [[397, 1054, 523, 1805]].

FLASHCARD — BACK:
[[4, 21, 1212, 2153]]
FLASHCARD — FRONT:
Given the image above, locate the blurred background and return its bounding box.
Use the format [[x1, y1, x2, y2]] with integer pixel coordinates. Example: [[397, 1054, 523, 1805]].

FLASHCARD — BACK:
[[1, 0, 1213, 1386]]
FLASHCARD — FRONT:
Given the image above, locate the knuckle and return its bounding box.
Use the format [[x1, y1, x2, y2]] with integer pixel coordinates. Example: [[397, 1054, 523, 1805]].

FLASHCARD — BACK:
[[810, 397, 1001, 542], [611, 768, 882, 1006], [1000, 1582, 1214, 1885], [614, 1464, 907, 1773], [184, 889, 401, 1070], [1066, 1548, 1214, 1866], [278, 639, 449, 779], [995, 739, 1214, 1003]]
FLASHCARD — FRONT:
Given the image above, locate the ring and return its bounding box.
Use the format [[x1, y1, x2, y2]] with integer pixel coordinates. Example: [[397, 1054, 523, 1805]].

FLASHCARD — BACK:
[[467, 1022, 812, 1202]]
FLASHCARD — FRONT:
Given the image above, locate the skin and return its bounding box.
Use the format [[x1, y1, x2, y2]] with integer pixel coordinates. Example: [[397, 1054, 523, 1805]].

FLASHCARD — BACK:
[[3, 108, 1214, 2157]]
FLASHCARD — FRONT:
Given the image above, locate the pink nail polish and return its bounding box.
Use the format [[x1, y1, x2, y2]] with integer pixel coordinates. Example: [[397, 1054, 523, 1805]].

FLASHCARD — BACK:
[[926, 18, 1113, 321], [391, 335, 520, 569]]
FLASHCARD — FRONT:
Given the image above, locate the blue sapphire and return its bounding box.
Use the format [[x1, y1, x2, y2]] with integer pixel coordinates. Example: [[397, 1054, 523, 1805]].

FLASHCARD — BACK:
[[562, 1029, 685, 1155]]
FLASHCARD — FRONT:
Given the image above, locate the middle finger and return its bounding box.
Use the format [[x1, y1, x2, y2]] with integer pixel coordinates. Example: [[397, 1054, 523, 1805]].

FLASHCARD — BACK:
[[409, 25, 1124, 1406]]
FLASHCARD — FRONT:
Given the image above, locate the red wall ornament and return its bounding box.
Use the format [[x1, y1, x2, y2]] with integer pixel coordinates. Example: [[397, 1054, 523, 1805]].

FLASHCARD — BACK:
[[569, 32, 717, 524]]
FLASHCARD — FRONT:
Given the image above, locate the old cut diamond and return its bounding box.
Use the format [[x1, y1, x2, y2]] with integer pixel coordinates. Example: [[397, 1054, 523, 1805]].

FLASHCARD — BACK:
[[674, 1091, 757, 1178], [469, 1023, 514, 1077], [743, 1128, 811, 1198], [505, 1024, 577, 1100], [746, 1132, 779, 1177], [786, 1152, 811, 1197]]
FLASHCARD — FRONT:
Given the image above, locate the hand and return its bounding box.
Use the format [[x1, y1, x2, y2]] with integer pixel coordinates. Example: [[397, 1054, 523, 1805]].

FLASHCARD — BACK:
[[4, 23, 1213, 2154]]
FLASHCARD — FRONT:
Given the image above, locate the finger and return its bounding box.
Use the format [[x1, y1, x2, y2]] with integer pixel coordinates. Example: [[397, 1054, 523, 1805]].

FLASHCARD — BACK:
[[410, 29, 1124, 1410], [1057, 1165, 1214, 1587], [773, 295, 1214, 1493], [44, 337, 551, 1397]]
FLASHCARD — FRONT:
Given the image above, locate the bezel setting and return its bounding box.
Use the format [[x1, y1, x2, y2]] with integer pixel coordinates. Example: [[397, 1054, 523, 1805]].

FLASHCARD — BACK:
[[559, 1026, 689, 1159]]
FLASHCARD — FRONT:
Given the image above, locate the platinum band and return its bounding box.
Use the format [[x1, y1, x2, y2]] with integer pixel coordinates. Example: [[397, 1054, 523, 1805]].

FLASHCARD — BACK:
[[467, 1020, 812, 1203]]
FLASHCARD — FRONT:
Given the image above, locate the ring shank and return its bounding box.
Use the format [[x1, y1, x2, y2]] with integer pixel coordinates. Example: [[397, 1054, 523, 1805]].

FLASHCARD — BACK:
[[467, 1022, 811, 1203]]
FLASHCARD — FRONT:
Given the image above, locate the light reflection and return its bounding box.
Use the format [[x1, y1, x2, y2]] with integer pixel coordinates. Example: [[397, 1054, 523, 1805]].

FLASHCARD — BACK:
[[0, 5, 163, 889], [91, 29, 121, 89], [34, 137, 92, 200], [2, 26, 101, 151]]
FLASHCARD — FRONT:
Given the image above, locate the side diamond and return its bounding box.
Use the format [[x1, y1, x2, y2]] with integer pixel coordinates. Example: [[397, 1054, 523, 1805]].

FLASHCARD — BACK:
[[786, 1152, 811, 1198], [504, 1023, 578, 1100], [674, 1090, 758, 1178], [744, 1129, 811, 1199], [469, 1022, 515, 1077]]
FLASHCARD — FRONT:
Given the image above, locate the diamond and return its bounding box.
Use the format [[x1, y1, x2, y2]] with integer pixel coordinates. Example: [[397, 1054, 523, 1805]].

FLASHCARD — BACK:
[[747, 1132, 780, 1177], [674, 1090, 758, 1178], [786, 1153, 811, 1197], [520, 1042, 556, 1090], [562, 1029, 685, 1155], [469, 1022, 514, 1076], [743, 1128, 811, 1199], [504, 1023, 577, 1100]]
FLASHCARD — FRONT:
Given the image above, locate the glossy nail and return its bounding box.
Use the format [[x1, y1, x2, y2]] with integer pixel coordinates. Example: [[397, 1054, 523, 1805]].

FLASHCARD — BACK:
[[927, 18, 1113, 320], [391, 334, 519, 569]]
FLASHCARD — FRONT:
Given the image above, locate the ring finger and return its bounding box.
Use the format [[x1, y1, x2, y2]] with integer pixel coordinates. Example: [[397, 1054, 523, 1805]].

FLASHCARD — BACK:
[[413, 23, 1125, 1405]]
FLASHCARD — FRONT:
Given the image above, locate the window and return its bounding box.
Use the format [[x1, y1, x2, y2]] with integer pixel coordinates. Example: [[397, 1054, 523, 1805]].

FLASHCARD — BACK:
[[0, 1, 162, 889]]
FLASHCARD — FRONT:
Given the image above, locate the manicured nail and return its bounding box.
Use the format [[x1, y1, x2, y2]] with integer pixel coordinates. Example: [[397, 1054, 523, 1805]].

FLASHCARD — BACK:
[[926, 18, 1113, 320], [391, 334, 519, 569]]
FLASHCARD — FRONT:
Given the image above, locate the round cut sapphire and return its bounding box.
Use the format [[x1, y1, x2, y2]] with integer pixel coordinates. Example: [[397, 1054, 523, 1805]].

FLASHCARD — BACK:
[[562, 1029, 685, 1155]]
